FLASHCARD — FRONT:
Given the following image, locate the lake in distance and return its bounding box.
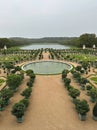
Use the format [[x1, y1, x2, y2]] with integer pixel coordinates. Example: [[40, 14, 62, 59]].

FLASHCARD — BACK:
[[20, 43, 70, 50]]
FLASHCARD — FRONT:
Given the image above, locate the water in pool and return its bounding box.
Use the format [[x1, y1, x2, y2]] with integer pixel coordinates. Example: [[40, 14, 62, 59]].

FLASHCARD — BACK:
[[20, 43, 70, 50], [22, 61, 72, 75]]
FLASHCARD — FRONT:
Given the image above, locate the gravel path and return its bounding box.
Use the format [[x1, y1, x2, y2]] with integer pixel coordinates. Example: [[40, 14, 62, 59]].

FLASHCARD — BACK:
[[0, 74, 97, 130]]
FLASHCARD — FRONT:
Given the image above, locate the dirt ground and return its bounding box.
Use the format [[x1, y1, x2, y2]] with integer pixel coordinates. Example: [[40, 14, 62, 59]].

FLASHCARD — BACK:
[[0, 51, 97, 130]]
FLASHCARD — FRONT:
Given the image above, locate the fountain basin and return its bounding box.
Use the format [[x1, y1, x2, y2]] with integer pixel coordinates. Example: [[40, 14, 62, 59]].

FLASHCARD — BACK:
[[22, 61, 73, 75]]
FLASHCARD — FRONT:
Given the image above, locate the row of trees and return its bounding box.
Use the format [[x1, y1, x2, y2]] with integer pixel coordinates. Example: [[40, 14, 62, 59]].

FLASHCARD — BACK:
[[11, 69, 36, 123], [62, 69, 97, 121], [0, 66, 36, 123], [62, 69, 89, 121], [0, 72, 24, 111], [71, 67, 97, 103]]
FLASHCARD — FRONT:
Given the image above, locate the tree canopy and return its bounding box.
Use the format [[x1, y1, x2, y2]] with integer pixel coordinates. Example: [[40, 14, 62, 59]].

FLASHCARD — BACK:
[[78, 33, 97, 47]]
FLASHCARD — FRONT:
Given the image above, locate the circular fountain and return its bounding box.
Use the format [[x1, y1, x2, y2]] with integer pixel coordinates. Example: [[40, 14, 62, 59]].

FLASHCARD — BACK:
[[22, 61, 73, 75]]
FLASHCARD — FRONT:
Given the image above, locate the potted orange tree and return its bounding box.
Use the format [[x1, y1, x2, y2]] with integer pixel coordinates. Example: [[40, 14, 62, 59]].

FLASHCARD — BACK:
[[11, 102, 25, 123]]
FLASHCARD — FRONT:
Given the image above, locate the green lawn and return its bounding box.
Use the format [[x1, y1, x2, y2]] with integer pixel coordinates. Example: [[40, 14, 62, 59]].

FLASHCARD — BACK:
[[91, 77, 97, 84], [0, 79, 5, 86]]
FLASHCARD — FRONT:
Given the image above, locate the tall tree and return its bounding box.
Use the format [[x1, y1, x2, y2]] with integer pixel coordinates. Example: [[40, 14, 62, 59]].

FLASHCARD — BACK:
[[79, 33, 96, 47], [0, 38, 11, 48]]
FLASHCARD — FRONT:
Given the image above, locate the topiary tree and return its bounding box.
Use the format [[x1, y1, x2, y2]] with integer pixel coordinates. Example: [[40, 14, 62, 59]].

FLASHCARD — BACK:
[[69, 87, 80, 100], [75, 99, 90, 121], [26, 69, 34, 76], [19, 98, 29, 111], [0, 99, 6, 111], [0, 88, 13, 105], [64, 78, 71, 87], [93, 102, 97, 120], [11, 102, 25, 123], [86, 85, 92, 90], [72, 71, 81, 82], [27, 81, 33, 87], [80, 77, 88, 90], [62, 69, 69, 79], [21, 88, 32, 98], [7, 74, 22, 91], [4, 62, 14, 74], [89, 88, 97, 103], [14, 66, 21, 72], [26, 69, 36, 81], [80, 77, 88, 85], [75, 66, 82, 72], [86, 85, 92, 95], [82, 61, 89, 73]]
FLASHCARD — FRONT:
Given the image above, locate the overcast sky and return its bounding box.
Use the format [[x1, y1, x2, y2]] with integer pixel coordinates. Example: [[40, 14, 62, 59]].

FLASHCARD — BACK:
[[0, 0, 97, 38]]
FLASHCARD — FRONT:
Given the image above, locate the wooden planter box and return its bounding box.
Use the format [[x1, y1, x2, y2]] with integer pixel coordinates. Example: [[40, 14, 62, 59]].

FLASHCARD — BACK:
[[90, 97, 96, 103], [0, 107, 5, 111], [93, 115, 97, 121], [17, 117, 23, 123], [79, 113, 86, 121], [80, 85, 85, 90]]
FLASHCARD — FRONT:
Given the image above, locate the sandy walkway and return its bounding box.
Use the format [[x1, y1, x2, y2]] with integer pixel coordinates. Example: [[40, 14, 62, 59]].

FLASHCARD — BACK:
[[0, 75, 97, 130], [0, 51, 97, 130]]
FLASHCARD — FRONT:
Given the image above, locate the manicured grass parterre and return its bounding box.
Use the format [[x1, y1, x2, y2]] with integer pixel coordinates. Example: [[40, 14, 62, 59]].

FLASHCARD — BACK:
[[0, 78, 5, 86], [91, 77, 97, 84]]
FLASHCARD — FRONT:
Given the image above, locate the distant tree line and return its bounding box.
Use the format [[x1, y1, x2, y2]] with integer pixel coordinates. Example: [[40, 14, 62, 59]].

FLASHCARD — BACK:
[[0, 38, 33, 49], [63, 33, 97, 48], [0, 33, 97, 48]]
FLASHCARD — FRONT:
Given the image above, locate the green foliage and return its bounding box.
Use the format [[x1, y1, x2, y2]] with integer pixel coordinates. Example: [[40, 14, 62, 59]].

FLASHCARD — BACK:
[[89, 88, 97, 99], [75, 99, 90, 115], [0, 99, 6, 110], [7, 74, 22, 90], [21, 88, 32, 98], [91, 77, 97, 84], [86, 85, 92, 90], [26, 70, 34, 75], [14, 66, 21, 71], [11, 103, 25, 118], [19, 98, 29, 109], [26, 69, 35, 79], [0, 79, 5, 86], [69, 87, 80, 98], [27, 81, 33, 87], [64, 78, 71, 87], [4, 62, 14, 70], [0, 38, 11, 48], [0, 88, 13, 102], [93, 103, 97, 117], [62, 69, 69, 79], [80, 78, 88, 85], [75, 66, 82, 72], [82, 61, 89, 71], [73, 71, 81, 79], [79, 33, 96, 47]]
